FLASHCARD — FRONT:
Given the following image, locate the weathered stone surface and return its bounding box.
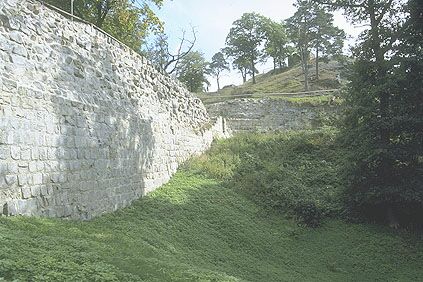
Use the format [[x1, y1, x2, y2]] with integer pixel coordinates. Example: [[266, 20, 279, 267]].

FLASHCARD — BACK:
[[0, 0, 229, 219], [206, 98, 338, 132]]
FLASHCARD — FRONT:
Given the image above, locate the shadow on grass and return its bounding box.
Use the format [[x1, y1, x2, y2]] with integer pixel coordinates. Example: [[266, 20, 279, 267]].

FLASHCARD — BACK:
[[1, 170, 423, 281]]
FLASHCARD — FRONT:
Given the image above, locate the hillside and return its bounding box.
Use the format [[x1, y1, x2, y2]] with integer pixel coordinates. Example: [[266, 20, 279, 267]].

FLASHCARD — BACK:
[[197, 60, 346, 104], [1, 131, 422, 281]]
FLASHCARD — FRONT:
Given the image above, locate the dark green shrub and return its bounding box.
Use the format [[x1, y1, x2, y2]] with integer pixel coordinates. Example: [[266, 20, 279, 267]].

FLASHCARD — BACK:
[[294, 201, 324, 227], [187, 130, 344, 227]]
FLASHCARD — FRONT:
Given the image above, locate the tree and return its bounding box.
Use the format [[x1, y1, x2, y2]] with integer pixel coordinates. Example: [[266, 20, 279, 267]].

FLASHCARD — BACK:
[[225, 13, 267, 84], [176, 51, 209, 93], [262, 19, 289, 72], [317, 0, 422, 227], [45, 0, 163, 51], [145, 32, 169, 70], [286, 1, 314, 91], [310, 8, 345, 79], [208, 52, 229, 91], [222, 47, 249, 83], [145, 27, 197, 74], [287, 0, 345, 90]]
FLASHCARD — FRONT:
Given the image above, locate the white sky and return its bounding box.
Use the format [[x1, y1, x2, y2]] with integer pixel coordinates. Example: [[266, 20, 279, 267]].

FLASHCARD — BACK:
[[151, 0, 363, 92]]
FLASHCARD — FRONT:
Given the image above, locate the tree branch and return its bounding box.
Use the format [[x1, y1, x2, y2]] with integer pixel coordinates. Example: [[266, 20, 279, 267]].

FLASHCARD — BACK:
[[313, 0, 366, 9], [164, 26, 197, 74], [375, 0, 394, 26]]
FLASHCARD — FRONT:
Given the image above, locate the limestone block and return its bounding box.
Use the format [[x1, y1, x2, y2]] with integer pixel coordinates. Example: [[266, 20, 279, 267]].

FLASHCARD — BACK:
[[10, 146, 20, 160], [21, 186, 31, 198], [5, 175, 17, 185], [33, 173, 42, 185], [20, 148, 31, 160], [18, 174, 27, 186], [0, 0, 223, 219], [0, 146, 9, 159], [9, 31, 23, 44], [12, 45, 27, 57], [9, 53, 28, 65]]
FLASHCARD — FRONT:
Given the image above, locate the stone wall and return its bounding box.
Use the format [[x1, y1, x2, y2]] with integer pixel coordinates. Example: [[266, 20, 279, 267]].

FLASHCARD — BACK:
[[0, 0, 227, 219], [206, 98, 338, 132]]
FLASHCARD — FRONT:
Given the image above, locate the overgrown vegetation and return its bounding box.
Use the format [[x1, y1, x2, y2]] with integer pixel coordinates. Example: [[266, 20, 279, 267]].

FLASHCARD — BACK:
[[323, 0, 423, 228], [1, 131, 423, 281], [285, 94, 342, 106], [187, 130, 344, 227]]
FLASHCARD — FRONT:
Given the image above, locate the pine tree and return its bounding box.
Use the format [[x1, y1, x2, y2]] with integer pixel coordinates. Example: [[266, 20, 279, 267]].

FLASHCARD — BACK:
[[287, 0, 345, 90]]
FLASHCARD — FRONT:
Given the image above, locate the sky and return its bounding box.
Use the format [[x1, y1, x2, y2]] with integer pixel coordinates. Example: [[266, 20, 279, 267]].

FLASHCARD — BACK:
[[149, 0, 363, 92]]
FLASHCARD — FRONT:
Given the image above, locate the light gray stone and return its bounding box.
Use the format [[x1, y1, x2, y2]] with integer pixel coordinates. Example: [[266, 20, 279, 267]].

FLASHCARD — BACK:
[[12, 45, 27, 57], [33, 173, 42, 185], [9, 31, 23, 44], [0, 0, 227, 219], [0, 146, 9, 159], [20, 148, 30, 160], [10, 146, 20, 160], [5, 175, 17, 185], [21, 186, 31, 198]]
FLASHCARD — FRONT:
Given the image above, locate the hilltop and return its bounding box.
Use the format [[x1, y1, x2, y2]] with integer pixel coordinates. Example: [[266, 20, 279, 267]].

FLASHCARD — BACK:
[[197, 59, 347, 104]]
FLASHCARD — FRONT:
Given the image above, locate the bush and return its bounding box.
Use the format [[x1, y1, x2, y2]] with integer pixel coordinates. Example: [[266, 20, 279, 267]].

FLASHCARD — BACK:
[[185, 130, 344, 227], [294, 201, 324, 227], [338, 0, 423, 229]]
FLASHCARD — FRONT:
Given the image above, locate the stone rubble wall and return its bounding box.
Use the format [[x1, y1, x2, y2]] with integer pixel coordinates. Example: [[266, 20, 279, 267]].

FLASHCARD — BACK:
[[206, 98, 338, 132], [0, 0, 227, 219]]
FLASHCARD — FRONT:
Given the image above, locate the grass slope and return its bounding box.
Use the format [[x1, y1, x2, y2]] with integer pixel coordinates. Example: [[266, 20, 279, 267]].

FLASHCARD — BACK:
[[1, 132, 422, 281], [196, 60, 345, 105]]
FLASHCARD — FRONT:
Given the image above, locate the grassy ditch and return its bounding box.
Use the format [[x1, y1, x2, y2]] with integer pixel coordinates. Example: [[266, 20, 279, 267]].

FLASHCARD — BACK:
[[0, 130, 422, 281]]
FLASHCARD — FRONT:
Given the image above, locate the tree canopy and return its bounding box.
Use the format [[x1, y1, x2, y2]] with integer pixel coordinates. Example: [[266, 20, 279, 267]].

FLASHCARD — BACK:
[[225, 12, 267, 84], [45, 0, 164, 51], [208, 52, 230, 91], [315, 0, 422, 227], [287, 0, 345, 90], [262, 18, 290, 72], [176, 51, 209, 93]]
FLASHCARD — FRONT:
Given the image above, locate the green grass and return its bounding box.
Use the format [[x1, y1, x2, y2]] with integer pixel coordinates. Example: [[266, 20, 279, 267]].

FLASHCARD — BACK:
[[187, 130, 345, 226], [1, 131, 422, 281], [197, 60, 344, 104], [285, 95, 343, 106]]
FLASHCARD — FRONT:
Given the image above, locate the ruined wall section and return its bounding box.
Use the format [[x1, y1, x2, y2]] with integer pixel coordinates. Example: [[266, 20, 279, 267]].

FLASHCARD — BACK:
[[206, 98, 338, 132], [0, 0, 225, 219]]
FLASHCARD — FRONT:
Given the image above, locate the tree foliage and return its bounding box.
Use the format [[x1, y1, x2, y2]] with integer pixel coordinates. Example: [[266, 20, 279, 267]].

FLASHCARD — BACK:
[[261, 19, 290, 72], [309, 7, 345, 79], [287, 0, 345, 90], [318, 0, 423, 227], [176, 51, 209, 93], [45, 0, 163, 51], [208, 52, 229, 91], [225, 13, 267, 84]]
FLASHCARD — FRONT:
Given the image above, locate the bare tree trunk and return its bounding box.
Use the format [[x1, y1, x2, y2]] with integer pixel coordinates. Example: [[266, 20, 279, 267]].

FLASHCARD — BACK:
[[241, 68, 247, 83], [301, 49, 309, 91], [304, 63, 309, 91], [251, 58, 256, 84], [216, 76, 220, 91], [315, 46, 319, 80], [95, 0, 111, 28]]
